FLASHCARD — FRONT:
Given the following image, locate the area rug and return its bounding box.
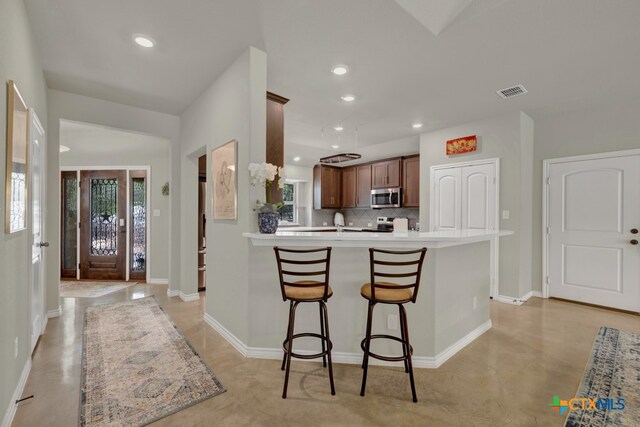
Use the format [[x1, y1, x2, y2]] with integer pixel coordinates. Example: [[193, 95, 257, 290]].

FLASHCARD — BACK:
[[60, 281, 136, 298], [80, 297, 225, 426], [565, 326, 640, 426]]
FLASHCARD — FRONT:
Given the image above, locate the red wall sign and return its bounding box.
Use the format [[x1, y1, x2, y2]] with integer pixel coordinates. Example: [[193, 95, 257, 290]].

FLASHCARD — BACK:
[[446, 135, 477, 155]]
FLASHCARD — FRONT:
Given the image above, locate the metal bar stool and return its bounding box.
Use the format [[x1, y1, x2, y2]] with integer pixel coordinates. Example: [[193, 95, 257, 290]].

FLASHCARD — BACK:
[[360, 247, 427, 402], [274, 246, 335, 399]]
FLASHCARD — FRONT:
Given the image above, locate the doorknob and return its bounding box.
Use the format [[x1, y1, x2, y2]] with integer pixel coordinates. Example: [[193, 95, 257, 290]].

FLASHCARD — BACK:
[[631, 239, 639, 245], [631, 228, 638, 234], [39, 242, 49, 247]]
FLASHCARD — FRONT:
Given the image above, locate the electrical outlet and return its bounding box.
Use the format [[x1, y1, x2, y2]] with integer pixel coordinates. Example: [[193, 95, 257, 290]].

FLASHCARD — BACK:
[[502, 210, 510, 220], [14, 337, 18, 359], [348, 222, 353, 226], [387, 314, 398, 330], [367, 223, 373, 228], [473, 296, 477, 310], [322, 222, 327, 226]]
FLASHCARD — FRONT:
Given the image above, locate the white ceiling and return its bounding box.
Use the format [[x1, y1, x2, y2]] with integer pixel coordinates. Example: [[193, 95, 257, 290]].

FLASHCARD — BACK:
[[25, 0, 640, 168]]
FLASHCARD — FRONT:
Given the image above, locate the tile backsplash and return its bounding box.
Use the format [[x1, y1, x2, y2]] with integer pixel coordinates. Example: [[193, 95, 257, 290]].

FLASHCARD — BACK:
[[312, 208, 420, 229]]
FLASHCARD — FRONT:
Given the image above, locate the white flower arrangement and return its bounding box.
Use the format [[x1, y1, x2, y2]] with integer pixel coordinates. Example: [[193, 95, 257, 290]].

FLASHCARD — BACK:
[[248, 162, 286, 213]]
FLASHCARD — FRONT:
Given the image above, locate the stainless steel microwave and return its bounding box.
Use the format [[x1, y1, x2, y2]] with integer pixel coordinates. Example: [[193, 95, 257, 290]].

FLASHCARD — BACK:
[[371, 188, 402, 208]]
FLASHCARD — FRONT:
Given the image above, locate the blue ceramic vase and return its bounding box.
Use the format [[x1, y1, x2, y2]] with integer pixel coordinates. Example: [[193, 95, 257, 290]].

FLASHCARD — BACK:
[[258, 212, 279, 234]]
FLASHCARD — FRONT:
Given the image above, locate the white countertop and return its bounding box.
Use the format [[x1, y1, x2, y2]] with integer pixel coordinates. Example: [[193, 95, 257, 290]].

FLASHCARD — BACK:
[[243, 229, 513, 248]]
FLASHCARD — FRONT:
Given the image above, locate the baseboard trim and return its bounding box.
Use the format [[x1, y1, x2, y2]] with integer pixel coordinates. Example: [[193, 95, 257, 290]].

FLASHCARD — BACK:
[[204, 314, 492, 369], [179, 292, 200, 302], [2, 359, 32, 427], [494, 295, 526, 305], [148, 278, 169, 285], [433, 319, 492, 367], [203, 313, 248, 357], [166, 289, 180, 298], [47, 306, 61, 318], [530, 291, 544, 298]]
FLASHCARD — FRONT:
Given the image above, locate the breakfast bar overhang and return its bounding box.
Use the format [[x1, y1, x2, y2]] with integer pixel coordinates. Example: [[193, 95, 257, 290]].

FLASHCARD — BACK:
[[237, 229, 513, 368]]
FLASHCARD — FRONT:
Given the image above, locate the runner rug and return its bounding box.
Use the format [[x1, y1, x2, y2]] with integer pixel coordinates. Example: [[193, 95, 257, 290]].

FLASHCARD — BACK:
[[565, 326, 640, 426], [80, 297, 225, 426], [60, 281, 135, 298]]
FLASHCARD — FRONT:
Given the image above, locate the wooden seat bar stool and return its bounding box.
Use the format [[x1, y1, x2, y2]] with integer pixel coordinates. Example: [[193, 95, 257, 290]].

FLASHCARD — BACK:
[[360, 247, 427, 402], [274, 246, 336, 399]]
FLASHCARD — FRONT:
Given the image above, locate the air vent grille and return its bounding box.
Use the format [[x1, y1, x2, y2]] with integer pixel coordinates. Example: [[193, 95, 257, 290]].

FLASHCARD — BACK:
[[496, 84, 528, 99]]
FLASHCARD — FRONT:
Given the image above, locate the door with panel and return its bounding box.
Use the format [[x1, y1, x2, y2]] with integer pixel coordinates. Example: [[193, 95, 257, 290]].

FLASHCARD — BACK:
[[80, 170, 127, 280], [356, 165, 372, 207], [432, 168, 461, 230], [341, 167, 356, 208], [29, 110, 46, 352], [461, 163, 496, 230], [547, 154, 640, 311]]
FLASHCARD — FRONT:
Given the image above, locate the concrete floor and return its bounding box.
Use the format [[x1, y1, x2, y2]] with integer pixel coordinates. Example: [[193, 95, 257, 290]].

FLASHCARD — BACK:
[[13, 283, 640, 426]]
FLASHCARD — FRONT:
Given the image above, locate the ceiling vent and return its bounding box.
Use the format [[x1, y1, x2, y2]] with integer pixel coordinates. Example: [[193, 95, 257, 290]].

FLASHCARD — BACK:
[[496, 84, 528, 99]]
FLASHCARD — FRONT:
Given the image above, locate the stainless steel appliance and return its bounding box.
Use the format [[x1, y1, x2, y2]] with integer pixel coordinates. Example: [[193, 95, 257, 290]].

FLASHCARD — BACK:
[[371, 187, 402, 208]]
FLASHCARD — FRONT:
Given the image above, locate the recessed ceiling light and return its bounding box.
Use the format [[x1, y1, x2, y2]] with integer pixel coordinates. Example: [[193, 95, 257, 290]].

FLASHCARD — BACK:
[[341, 95, 355, 102], [334, 125, 344, 131], [331, 65, 349, 76], [412, 123, 423, 129], [59, 145, 70, 153], [331, 145, 340, 149], [293, 156, 301, 162], [133, 34, 155, 48]]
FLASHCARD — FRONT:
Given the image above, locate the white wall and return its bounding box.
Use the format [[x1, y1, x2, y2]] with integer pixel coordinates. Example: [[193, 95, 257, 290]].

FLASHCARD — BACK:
[[47, 90, 181, 303], [420, 112, 534, 299], [530, 99, 640, 291], [59, 124, 171, 280], [179, 47, 267, 342], [0, 0, 48, 423]]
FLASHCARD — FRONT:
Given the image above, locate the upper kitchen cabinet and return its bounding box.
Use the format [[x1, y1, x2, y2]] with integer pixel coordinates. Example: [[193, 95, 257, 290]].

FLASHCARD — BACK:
[[402, 155, 420, 207], [371, 159, 401, 188], [341, 167, 357, 208], [341, 164, 372, 208], [313, 165, 342, 209], [356, 164, 372, 207]]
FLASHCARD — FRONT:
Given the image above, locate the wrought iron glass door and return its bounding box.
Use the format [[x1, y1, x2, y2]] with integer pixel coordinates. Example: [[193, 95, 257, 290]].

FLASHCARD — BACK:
[[80, 170, 127, 280]]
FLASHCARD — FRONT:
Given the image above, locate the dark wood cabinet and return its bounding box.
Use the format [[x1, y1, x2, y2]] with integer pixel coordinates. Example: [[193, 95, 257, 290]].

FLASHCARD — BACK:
[[341, 167, 357, 208], [371, 159, 401, 189], [402, 155, 420, 207], [356, 165, 372, 207], [314, 165, 342, 209]]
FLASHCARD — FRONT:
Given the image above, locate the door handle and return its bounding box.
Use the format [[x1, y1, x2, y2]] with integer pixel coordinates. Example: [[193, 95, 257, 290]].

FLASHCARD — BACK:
[[39, 242, 49, 247], [631, 239, 639, 245], [631, 228, 638, 234]]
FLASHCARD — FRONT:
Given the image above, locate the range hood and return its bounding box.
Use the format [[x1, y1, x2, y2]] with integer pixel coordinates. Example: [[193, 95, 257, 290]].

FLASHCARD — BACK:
[[319, 153, 361, 164]]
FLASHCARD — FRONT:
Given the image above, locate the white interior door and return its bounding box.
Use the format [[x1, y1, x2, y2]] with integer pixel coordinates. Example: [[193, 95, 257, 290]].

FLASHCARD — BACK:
[[432, 168, 461, 230], [547, 155, 640, 311], [30, 110, 46, 352], [461, 163, 496, 230]]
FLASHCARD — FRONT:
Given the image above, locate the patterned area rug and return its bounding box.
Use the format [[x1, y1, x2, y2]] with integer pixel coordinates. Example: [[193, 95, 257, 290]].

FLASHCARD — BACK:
[[565, 326, 640, 426], [60, 281, 136, 298], [81, 297, 225, 426]]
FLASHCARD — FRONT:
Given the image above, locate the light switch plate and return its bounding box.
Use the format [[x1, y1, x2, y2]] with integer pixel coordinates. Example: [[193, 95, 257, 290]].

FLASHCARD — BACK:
[[502, 210, 510, 220], [153, 209, 161, 217]]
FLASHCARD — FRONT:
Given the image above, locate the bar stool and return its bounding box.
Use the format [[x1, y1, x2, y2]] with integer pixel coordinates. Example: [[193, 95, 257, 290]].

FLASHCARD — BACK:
[[273, 246, 335, 399], [360, 247, 427, 402]]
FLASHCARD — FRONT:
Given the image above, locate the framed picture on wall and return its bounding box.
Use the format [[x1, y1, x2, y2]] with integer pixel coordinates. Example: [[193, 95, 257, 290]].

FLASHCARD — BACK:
[[211, 140, 238, 220], [5, 80, 29, 233]]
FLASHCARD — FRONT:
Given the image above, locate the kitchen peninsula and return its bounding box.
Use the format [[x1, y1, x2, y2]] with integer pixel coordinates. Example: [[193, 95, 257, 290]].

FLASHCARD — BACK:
[[239, 229, 513, 368]]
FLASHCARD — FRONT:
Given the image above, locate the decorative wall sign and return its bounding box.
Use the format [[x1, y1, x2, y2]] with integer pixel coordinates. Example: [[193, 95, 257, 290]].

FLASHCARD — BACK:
[[211, 140, 237, 220], [446, 135, 477, 155], [5, 80, 29, 233]]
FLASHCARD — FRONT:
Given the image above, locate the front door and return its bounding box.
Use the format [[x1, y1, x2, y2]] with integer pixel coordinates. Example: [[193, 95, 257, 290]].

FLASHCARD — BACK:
[[80, 170, 127, 280], [547, 154, 640, 311], [30, 110, 46, 352]]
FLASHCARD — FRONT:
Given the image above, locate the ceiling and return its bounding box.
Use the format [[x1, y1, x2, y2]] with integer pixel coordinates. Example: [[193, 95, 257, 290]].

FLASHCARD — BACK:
[[25, 0, 640, 167], [60, 120, 169, 160]]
